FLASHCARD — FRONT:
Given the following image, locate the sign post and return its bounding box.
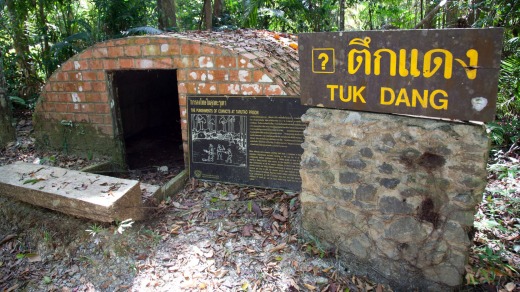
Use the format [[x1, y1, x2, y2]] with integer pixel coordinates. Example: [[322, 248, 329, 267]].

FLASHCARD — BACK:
[[299, 28, 503, 122]]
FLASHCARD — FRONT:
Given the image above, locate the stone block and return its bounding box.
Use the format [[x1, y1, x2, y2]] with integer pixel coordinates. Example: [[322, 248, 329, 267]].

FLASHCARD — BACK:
[[300, 108, 488, 290], [0, 162, 144, 222]]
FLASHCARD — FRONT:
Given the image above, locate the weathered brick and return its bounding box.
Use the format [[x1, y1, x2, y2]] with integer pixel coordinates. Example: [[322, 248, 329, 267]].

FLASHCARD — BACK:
[[97, 71, 106, 80], [198, 83, 218, 94], [89, 59, 104, 70], [94, 103, 110, 114], [201, 45, 222, 55], [142, 44, 160, 56], [264, 84, 284, 95], [207, 70, 229, 81], [216, 56, 237, 68], [56, 72, 68, 82], [68, 103, 82, 113], [154, 58, 173, 69], [76, 50, 92, 59], [178, 94, 187, 106], [238, 58, 254, 68], [103, 59, 119, 70], [181, 42, 201, 55], [136, 59, 154, 69], [92, 47, 108, 58], [159, 43, 180, 55], [229, 70, 252, 82], [74, 113, 89, 122], [253, 71, 273, 83], [176, 70, 187, 81], [108, 46, 124, 58], [241, 83, 262, 95], [92, 82, 107, 92], [119, 58, 134, 69], [77, 82, 92, 92], [80, 103, 94, 113], [218, 83, 240, 95], [178, 82, 197, 94], [62, 83, 77, 92], [89, 114, 105, 124], [82, 71, 98, 81], [173, 57, 192, 68], [54, 103, 69, 113], [73, 60, 88, 70], [99, 93, 109, 103], [85, 93, 101, 103], [61, 61, 74, 71], [124, 45, 141, 57], [135, 38, 150, 45], [196, 56, 214, 68]]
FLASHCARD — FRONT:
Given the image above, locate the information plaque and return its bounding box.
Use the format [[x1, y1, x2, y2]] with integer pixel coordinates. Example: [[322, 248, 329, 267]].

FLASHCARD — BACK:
[[188, 95, 308, 191]]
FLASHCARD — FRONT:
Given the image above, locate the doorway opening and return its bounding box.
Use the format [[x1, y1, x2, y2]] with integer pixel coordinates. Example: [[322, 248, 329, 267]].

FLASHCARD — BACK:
[[110, 69, 184, 185]]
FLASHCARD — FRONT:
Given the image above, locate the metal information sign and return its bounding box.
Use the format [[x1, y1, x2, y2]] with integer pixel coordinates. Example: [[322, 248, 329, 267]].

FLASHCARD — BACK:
[[299, 28, 504, 121], [188, 95, 308, 191]]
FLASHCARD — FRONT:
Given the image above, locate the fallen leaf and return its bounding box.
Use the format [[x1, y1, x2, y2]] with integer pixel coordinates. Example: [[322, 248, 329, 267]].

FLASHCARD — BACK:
[[269, 242, 286, 253], [27, 254, 42, 262], [0, 234, 17, 246], [304, 283, 316, 290], [242, 224, 253, 237], [272, 213, 287, 222], [505, 282, 516, 292]]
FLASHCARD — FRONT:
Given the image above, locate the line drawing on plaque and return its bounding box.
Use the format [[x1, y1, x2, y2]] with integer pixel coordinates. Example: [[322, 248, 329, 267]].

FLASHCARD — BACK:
[[191, 114, 247, 167]]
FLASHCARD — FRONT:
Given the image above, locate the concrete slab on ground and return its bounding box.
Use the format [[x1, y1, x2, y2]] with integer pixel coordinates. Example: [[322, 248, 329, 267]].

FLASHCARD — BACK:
[[0, 162, 144, 222]]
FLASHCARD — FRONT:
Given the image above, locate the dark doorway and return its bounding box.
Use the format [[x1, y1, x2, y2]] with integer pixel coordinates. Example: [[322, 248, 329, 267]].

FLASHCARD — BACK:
[[110, 70, 184, 184]]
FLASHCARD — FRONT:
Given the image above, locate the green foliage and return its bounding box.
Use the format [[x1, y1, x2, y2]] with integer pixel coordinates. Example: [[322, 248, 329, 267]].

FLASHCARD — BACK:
[[470, 151, 520, 284], [86, 223, 105, 237]]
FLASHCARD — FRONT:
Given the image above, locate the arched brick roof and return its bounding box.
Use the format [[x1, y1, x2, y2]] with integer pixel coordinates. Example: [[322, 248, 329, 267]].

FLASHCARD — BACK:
[[36, 29, 300, 137]]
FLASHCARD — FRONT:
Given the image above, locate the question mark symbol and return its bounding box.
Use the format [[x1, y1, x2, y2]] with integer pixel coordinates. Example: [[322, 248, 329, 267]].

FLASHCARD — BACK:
[[318, 53, 329, 71]]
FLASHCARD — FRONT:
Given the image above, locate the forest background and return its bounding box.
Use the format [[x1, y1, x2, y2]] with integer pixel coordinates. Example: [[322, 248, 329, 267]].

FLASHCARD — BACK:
[[0, 0, 519, 288]]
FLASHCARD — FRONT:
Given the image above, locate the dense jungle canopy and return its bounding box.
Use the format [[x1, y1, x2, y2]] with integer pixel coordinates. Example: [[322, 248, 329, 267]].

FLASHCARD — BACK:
[[0, 0, 518, 144]]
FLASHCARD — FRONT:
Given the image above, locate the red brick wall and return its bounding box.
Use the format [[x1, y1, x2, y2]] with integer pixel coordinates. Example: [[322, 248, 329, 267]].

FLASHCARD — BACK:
[[35, 35, 290, 158]]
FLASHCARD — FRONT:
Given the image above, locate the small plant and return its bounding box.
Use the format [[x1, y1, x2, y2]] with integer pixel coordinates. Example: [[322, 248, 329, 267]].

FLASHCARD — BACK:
[[43, 276, 52, 285], [86, 224, 104, 237], [42, 231, 53, 243]]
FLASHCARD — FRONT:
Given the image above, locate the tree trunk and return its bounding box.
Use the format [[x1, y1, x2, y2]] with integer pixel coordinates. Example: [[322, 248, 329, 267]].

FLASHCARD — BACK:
[[415, 0, 449, 29], [157, 0, 177, 31], [213, 0, 222, 19], [6, 0, 37, 98], [0, 53, 16, 149], [38, 0, 51, 78], [339, 0, 345, 31], [203, 0, 212, 31]]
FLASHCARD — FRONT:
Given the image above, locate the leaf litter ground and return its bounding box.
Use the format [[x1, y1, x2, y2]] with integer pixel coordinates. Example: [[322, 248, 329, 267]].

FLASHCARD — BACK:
[[0, 109, 519, 291]]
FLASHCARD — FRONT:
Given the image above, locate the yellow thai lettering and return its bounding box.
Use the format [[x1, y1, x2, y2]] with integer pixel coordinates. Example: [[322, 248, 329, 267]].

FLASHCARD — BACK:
[[423, 49, 453, 79], [374, 49, 397, 76], [455, 49, 479, 80]]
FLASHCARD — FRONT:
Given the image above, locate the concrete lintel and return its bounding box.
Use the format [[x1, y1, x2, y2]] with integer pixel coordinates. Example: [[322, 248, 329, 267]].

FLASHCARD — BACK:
[[0, 162, 144, 222]]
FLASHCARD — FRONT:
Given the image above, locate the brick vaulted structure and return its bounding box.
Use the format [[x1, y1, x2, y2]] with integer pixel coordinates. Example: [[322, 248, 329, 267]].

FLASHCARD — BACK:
[[34, 30, 300, 166]]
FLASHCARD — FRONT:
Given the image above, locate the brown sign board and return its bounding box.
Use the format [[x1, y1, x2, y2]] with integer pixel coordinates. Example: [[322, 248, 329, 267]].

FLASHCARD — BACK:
[[188, 95, 308, 191], [299, 28, 504, 122]]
